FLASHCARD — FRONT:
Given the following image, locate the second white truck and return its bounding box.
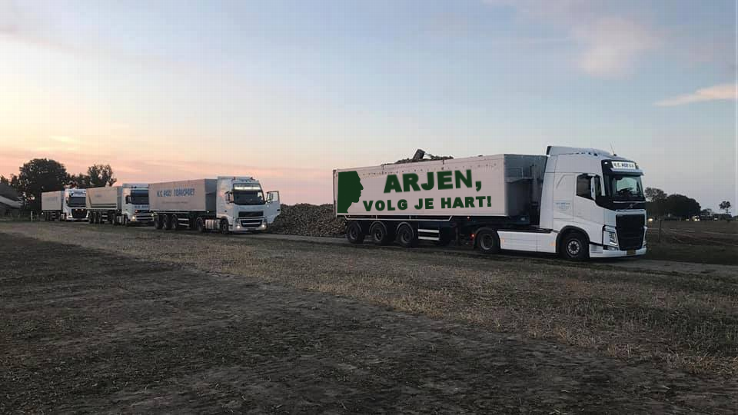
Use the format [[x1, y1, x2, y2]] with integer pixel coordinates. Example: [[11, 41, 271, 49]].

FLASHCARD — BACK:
[[41, 189, 88, 221], [149, 176, 281, 234], [86, 184, 153, 225]]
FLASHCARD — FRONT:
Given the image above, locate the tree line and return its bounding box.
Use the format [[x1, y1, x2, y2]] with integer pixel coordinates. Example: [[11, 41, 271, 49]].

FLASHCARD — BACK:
[[645, 187, 732, 220], [1, 158, 117, 212]]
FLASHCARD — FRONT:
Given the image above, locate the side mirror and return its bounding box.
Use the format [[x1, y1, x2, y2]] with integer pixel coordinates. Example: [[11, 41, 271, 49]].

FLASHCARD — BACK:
[[125, 195, 131, 204], [590, 177, 597, 200], [225, 192, 233, 204]]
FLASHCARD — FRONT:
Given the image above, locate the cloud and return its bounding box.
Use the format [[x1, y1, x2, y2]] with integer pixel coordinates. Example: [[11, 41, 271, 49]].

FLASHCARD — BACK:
[[483, 0, 661, 78], [655, 83, 737, 107]]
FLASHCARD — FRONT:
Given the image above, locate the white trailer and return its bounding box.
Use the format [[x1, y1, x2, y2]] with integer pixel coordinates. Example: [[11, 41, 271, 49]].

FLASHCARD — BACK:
[[149, 176, 281, 234], [334, 146, 647, 260], [86, 184, 153, 226], [41, 189, 88, 222]]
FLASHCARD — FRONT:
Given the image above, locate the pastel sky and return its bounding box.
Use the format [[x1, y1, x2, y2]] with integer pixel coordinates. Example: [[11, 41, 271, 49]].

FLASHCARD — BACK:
[[0, 0, 735, 209]]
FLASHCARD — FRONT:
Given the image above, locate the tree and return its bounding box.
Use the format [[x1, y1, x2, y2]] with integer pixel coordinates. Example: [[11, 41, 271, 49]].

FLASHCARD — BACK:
[[719, 201, 731, 216], [67, 173, 91, 189], [645, 187, 668, 218], [0, 175, 9, 185], [68, 164, 117, 188], [14, 159, 69, 212], [85, 164, 117, 187], [644, 187, 667, 202], [664, 194, 701, 219]]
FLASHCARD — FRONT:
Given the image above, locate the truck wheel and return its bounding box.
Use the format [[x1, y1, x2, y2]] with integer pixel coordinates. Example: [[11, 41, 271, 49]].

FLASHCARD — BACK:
[[108, 213, 114, 224], [171, 214, 180, 230], [220, 219, 230, 235], [123, 215, 129, 226], [163, 214, 173, 230], [154, 215, 163, 230], [196, 217, 206, 233], [369, 221, 392, 246], [561, 232, 589, 261], [88, 213, 93, 224], [346, 222, 364, 244], [475, 228, 500, 254], [396, 223, 417, 248]]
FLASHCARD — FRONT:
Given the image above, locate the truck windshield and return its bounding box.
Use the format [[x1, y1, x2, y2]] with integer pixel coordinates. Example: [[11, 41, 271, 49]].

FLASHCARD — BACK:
[[604, 174, 644, 200], [67, 196, 86, 207], [233, 190, 265, 205], [129, 191, 149, 205]]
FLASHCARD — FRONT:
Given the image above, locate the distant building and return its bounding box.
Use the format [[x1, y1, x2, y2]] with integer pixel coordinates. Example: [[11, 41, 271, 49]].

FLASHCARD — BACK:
[[0, 183, 21, 216]]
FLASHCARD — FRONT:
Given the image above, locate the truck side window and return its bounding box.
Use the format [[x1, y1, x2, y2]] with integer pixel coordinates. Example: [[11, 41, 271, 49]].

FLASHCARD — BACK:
[[576, 174, 591, 199]]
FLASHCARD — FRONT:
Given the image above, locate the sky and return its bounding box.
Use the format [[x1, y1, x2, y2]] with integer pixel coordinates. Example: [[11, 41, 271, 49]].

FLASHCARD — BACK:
[[0, 0, 735, 209]]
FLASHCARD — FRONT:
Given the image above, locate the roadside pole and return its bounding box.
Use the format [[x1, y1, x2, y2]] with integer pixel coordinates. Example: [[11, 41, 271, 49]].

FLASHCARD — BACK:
[[658, 219, 662, 243]]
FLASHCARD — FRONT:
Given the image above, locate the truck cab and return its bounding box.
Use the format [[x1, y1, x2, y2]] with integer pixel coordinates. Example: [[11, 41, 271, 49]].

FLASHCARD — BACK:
[[217, 176, 281, 233], [121, 184, 153, 225], [63, 189, 88, 221], [538, 146, 647, 258]]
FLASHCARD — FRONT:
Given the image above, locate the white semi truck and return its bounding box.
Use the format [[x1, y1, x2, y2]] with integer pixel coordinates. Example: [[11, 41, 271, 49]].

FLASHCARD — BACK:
[[41, 189, 88, 222], [334, 146, 647, 260], [86, 184, 153, 226], [149, 176, 281, 234]]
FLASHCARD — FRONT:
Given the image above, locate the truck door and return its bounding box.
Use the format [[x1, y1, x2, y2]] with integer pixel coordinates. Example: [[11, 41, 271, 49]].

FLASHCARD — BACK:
[[265, 191, 281, 224]]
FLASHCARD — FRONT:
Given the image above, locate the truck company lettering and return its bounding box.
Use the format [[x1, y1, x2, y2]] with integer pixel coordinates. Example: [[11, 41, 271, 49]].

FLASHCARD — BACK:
[[383, 170, 481, 193], [156, 188, 195, 198], [351, 170, 488, 212]]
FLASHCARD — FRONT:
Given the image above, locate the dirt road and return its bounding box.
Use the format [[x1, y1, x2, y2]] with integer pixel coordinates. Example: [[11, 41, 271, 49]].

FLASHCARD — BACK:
[[1, 222, 737, 413]]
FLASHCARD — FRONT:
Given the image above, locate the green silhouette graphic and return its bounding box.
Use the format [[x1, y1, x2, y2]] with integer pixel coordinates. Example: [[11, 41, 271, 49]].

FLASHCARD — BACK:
[[337, 171, 363, 213]]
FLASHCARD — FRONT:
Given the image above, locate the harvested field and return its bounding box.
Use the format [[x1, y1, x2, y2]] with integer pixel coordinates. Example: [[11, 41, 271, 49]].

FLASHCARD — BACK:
[[1, 222, 737, 413], [646, 220, 738, 265]]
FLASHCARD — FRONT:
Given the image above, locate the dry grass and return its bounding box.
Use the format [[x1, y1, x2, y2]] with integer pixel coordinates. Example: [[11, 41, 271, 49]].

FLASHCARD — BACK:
[[2, 222, 737, 377]]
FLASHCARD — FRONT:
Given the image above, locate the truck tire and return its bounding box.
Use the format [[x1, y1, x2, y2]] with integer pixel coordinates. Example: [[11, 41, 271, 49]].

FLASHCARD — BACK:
[[396, 223, 417, 248], [154, 215, 163, 230], [369, 221, 392, 246], [475, 228, 500, 254], [163, 214, 173, 230], [196, 217, 206, 233], [108, 212, 114, 224], [88, 213, 93, 224], [346, 222, 364, 244], [561, 231, 589, 261], [123, 215, 129, 226], [171, 214, 180, 230], [220, 219, 230, 235]]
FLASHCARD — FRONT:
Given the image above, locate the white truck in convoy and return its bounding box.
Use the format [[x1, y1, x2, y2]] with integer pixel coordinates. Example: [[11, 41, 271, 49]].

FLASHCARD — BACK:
[[149, 176, 281, 234], [41, 189, 88, 221], [334, 146, 647, 260], [86, 184, 153, 225]]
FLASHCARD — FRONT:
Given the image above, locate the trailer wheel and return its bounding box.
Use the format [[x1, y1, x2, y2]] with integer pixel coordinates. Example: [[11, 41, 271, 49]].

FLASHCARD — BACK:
[[346, 222, 364, 244], [163, 214, 173, 230], [396, 223, 417, 248], [369, 221, 392, 246], [220, 219, 230, 235], [108, 212, 114, 224], [196, 217, 206, 233], [561, 231, 589, 261], [171, 214, 180, 230], [475, 228, 500, 254]]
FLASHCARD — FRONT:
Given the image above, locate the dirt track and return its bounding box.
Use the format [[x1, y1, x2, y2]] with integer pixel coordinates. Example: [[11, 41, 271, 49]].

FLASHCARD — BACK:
[[1, 223, 737, 413]]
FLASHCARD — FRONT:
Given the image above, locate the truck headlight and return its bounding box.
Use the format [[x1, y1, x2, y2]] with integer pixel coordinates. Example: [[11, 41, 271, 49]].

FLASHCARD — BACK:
[[603, 227, 618, 247]]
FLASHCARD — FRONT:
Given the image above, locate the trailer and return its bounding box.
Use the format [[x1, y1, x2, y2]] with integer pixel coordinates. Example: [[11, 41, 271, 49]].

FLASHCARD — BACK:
[[41, 189, 88, 221], [149, 176, 281, 234], [86, 184, 153, 226], [334, 146, 648, 260]]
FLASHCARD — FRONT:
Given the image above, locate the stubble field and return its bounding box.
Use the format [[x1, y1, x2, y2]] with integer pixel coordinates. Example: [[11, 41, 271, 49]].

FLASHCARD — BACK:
[[0, 221, 736, 413]]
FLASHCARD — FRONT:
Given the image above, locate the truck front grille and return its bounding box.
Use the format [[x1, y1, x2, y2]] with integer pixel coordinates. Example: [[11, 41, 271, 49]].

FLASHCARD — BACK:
[[238, 211, 263, 218], [72, 209, 87, 219], [616, 214, 645, 250]]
